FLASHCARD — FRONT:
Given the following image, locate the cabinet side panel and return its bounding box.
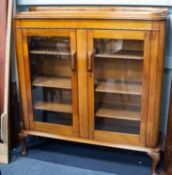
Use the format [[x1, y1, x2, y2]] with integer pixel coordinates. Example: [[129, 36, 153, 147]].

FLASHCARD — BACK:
[[153, 22, 166, 146], [146, 22, 165, 147], [140, 32, 151, 145], [14, 26, 30, 129], [21, 29, 34, 129]]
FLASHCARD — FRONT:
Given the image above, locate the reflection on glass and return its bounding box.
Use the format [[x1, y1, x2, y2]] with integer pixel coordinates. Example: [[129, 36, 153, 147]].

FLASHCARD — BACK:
[[28, 36, 72, 126], [94, 39, 144, 134]]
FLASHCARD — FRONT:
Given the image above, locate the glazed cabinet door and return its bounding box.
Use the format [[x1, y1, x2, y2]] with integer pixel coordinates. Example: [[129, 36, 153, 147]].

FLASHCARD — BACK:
[[16, 29, 79, 137], [87, 30, 151, 146]]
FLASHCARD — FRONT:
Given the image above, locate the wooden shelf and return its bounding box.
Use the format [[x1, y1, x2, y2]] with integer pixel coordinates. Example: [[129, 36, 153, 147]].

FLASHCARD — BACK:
[[30, 50, 70, 56], [32, 76, 71, 89], [34, 102, 72, 113], [95, 53, 143, 60], [95, 81, 142, 95], [95, 107, 140, 121]]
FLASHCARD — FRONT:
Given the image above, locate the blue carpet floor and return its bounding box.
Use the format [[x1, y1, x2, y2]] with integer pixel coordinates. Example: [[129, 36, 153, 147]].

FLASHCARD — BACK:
[[0, 137, 161, 175]]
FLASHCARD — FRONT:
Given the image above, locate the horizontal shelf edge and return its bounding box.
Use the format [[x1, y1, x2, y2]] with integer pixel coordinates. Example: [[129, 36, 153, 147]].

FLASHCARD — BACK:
[[30, 50, 70, 56], [32, 76, 71, 89], [95, 108, 141, 121], [95, 53, 143, 60], [34, 102, 72, 113]]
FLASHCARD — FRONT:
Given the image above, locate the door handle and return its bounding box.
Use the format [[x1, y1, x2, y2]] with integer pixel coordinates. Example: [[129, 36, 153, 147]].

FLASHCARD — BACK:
[[88, 51, 93, 72], [71, 51, 77, 71]]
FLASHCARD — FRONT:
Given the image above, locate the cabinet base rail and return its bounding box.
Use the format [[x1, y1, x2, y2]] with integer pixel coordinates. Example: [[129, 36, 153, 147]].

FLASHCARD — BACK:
[[19, 130, 160, 175]]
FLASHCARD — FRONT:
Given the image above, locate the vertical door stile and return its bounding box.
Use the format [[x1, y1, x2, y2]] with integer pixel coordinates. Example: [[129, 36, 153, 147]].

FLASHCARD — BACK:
[[15, 28, 30, 130], [70, 29, 79, 137], [77, 30, 89, 138], [140, 31, 151, 145], [22, 29, 34, 129], [87, 30, 95, 139]]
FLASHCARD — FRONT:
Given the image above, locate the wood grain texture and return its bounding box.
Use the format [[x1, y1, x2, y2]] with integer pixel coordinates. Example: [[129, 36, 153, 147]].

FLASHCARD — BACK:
[[33, 122, 73, 137], [15, 28, 30, 129], [145, 22, 164, 147], [15, 19, 154, 31], [95, 108, 140, 121], [34, 102, 72, 113], [70, 29, 80, 137], [153, 22, 166, 146], [95, 130, 140, 146], [30, 50, 70, 56], [15, 28, 79, 137], [145, 30, 159, 147], [95, 53, 143, 60], [87, 30, 95, 139], [93, 30, 144, 40], [32, 76, 71, 89], [21, 29, 34, 129], [77, 30, 89, 138], [14, 8, 167, 170], [16, 6, 168, 20], [140, 32, 151, 145], [21, 129, 160, 153]]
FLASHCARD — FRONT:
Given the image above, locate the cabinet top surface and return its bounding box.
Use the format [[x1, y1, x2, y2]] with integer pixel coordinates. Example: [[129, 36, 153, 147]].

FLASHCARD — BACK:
[[15, 6, 168, 20]]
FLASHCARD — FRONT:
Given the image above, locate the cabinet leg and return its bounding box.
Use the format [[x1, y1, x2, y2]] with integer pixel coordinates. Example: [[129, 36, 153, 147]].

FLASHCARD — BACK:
[[147, 152, 160, 175], [19, 133, 27, 156]]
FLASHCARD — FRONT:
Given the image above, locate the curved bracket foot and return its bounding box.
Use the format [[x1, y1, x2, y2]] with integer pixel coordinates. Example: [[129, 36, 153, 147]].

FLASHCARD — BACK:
[[19, 133, 27, 156], [147, 152, 160, 175]]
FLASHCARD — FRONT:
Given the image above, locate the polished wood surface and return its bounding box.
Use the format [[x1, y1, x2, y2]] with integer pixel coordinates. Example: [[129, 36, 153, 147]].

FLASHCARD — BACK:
[[15, 28, 80, 136], [15, 29, 30, 130], [140, 32, 151, 145], [145, 22, 165, 147], [14, 7, 167, 175], [95, 81, 142, 95], [16, 6, 168, 20], [95, 108, 140, 121], [21, 129, 160, 153], [32, 76, 71, 89], [30, 50, 70, 56], [34, 102, 72, 113], [77, 30, 89, 138], [95, 53, 143, 60]]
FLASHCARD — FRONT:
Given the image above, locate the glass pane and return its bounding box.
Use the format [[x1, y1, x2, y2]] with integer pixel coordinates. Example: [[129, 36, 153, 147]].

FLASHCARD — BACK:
[[28, 36, 72, 126], [94, 39, 144, 134]]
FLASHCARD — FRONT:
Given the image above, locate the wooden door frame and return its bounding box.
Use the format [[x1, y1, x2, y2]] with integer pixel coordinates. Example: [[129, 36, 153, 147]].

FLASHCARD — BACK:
[[15, 28, 79, 137], [87, 29, 151, 146]]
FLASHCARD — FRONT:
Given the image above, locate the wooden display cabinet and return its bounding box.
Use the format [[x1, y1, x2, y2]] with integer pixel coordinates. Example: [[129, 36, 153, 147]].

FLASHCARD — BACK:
[[14, 7, 168, 175]]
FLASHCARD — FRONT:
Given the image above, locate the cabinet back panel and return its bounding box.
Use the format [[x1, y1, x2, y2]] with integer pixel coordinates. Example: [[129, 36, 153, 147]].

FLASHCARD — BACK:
[[95, 59, 143, 81]]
